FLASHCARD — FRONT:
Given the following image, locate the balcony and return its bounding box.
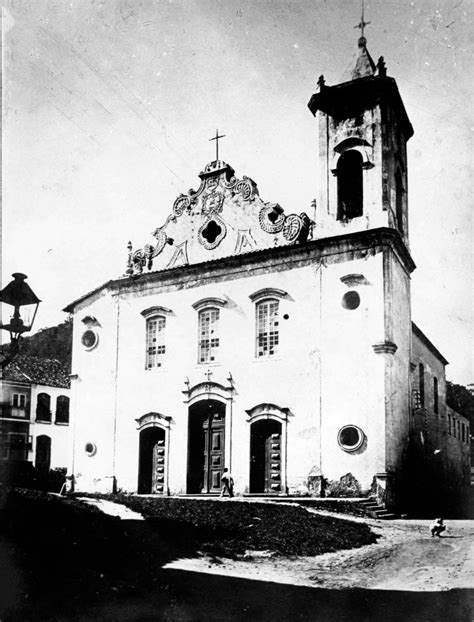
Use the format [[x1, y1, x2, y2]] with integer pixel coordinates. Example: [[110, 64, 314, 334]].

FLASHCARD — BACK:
[[0, 405, 29, 420]]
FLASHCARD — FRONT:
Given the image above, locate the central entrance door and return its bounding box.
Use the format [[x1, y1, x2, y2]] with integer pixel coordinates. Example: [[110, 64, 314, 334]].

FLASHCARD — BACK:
[[187, 400, 225, 494], [250, 419, 282, 493]]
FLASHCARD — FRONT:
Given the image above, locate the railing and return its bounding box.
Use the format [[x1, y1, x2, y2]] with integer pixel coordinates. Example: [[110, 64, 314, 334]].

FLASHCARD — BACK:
[[0, 405, 29, 419]]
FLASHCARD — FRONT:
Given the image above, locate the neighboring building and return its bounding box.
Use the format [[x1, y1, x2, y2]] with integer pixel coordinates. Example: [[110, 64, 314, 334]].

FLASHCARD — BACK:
[[410, 325, 470, 509], [64, 32, 469, 510], [0, 355, 70, 483]]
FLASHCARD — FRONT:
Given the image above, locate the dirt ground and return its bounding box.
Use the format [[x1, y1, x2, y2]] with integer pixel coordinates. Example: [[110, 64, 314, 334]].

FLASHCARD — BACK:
[[162, 510, 474, 593]]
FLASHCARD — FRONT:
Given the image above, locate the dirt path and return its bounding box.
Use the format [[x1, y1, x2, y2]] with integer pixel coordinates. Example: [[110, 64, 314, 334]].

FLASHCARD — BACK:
[[163, 514, 474, 592]]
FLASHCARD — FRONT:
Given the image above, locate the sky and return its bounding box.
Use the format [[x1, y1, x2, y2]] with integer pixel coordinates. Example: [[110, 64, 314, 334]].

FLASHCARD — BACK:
[[2, 0, 473, 384]]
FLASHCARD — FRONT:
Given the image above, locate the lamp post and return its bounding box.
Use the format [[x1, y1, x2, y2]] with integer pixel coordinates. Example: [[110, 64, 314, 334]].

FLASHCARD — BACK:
[[0, 273, 41, 369]]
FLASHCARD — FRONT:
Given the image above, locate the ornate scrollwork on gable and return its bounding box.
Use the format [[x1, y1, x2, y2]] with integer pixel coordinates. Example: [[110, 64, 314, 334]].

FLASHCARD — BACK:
[[202, 191, 224, 216], [282, 213, 311, 243], [234, 176, 256, 201], [259, 203, 285, 234], [173, 194, 192, 216]]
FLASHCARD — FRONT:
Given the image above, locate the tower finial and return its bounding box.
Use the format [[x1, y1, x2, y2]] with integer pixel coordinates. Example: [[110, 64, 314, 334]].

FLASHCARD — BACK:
[[351, 0, 376, 79], [354, 0, 371, 45]]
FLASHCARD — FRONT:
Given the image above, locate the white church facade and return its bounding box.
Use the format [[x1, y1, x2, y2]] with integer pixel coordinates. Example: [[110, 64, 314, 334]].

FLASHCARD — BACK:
[[64, 35, 469, 509]]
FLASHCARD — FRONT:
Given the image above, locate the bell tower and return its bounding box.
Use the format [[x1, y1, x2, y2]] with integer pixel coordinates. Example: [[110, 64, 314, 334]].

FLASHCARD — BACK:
[[308, 21, 413, 248]]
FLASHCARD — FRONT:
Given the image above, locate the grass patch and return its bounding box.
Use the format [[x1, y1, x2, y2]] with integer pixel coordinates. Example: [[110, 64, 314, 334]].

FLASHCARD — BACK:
[[109, 494, 377, 557]]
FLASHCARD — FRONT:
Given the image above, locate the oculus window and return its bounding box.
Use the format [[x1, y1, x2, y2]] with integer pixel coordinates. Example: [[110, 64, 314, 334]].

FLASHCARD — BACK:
[[338, 425, 365, 452]]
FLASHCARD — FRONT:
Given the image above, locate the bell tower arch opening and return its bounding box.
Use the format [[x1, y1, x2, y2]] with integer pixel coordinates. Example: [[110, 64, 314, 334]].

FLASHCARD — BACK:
[[337, 150, 363, 220]]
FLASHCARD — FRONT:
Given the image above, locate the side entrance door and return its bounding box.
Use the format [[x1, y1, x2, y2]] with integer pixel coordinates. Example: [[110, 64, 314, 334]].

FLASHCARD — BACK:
[[250, 420, 282, 493]]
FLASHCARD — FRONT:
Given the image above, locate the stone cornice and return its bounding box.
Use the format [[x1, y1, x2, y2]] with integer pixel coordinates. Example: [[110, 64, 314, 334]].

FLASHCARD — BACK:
[[372, 341, 398, 355], [64, 228, 416, 311]]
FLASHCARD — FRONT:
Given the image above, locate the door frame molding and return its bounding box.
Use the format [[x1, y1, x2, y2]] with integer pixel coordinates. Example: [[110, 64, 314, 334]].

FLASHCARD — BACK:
[[246, 403, 291, 495], [136, 412, 171, 495], [183, 379, 234, 475]]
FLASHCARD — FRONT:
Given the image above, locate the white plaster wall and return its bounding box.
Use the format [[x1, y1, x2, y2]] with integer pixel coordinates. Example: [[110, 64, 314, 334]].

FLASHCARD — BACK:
[[384, 252, 412, 475], [319, 252, 386, 490], [70, 247, 393, 495], [69, 289, 119, 492], [315, 106, 390, 240]]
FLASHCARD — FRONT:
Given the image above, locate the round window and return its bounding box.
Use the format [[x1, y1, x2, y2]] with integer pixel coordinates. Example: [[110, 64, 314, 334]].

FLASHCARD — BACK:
[[342, 290, 360, 310], [85, 442, 97, 457], [338, 425, 365, 452], [81, 329, 99, 351]]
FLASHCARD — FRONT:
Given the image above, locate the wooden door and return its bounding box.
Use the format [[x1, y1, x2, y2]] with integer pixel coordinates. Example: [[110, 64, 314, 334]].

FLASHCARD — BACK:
[[35, 435, 51, 474], [138, 427, 165, 494], [266, 432, 281, 493], [250, 420, 281, 493], [202, 410, 225, 493], [152, 439, 166, 494]]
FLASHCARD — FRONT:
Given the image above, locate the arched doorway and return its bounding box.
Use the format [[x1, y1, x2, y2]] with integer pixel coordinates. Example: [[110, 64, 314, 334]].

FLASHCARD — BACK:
[[138, 427, 166, 494], [35, 435, 51, 475], [250, 419, 282, 493], [187, 400, 225, 494]]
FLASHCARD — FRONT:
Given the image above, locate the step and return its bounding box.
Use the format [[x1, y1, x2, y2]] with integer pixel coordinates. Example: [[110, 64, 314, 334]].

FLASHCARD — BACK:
[[375, 511, 397, 519]]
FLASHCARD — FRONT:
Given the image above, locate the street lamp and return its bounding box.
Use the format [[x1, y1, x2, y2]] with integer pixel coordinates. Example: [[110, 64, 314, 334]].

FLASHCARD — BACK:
[[0, 273, 41, 367]]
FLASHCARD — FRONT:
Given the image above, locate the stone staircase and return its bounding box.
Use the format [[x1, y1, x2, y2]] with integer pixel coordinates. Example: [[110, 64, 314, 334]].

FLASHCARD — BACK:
[[359, 497, 398, 520]]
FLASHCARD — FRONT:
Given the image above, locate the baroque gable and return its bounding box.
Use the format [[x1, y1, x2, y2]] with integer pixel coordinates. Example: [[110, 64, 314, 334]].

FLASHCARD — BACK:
[[126, 160, 313, 275]]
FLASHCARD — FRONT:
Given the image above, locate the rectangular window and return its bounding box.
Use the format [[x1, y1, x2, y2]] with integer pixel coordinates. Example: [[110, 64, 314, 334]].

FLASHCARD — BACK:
[[199, 308, 220, 364], [433, 377, 438, 414], [448, 415, 451, 436], [418, 364, 425, 407], [256, 300, 279, 358], [146, 316, 166, 369], [12, 394, 26, 408], [462, 424, 465, 443]]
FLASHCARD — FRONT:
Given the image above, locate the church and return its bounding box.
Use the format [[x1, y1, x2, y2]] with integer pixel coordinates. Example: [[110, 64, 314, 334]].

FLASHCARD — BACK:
[[64, 29, 470, 511]]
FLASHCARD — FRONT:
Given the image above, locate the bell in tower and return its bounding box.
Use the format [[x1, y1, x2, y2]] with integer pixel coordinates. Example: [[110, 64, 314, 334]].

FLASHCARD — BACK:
[[308, 12, 413, 248]]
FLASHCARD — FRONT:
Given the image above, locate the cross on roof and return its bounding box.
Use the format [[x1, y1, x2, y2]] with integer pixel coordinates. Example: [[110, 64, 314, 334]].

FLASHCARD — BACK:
[[354, 0, 370, 39], [209, 129, 225, 161]]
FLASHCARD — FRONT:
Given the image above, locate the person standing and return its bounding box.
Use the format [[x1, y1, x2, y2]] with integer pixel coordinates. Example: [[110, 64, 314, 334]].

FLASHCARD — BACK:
[[220, 468, 234, 498]]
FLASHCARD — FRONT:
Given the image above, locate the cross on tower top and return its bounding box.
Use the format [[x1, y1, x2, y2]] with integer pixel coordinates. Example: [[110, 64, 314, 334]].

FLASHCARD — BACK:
[[354, 0, 371, 40], [209, 129, 226, 161]]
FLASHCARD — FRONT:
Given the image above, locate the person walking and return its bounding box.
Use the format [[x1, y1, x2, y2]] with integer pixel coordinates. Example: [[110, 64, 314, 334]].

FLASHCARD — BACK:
[[220, 468, 234, 498]]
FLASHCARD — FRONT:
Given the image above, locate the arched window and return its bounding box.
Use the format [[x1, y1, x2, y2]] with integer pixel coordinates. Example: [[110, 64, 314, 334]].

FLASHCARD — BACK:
[[256, 299, 279, 358], [146, 316, 166, 369], [198, 308, 220, 364], [337, 150, 363, 220], [395, 168, 404, 234], [433, 377, 438, 415], [36, 393, 51, 422], [56, 395, 70, 424], [418, 364, 425, 407]]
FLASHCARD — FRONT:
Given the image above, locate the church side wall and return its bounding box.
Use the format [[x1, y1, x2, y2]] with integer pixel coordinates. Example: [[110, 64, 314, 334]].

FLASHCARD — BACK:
[[319, 252, 386, 492], [69, 291, 119, 493], [383, 250, 412, 489]]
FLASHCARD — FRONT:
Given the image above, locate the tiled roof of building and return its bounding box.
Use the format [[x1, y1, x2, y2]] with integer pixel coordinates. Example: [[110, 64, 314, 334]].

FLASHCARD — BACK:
[[2, 355, 70, 389]]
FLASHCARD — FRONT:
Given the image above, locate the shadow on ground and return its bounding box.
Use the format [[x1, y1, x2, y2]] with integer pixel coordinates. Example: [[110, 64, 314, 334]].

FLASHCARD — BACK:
[[0, 489, 472, 621]]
